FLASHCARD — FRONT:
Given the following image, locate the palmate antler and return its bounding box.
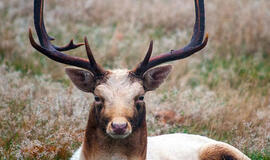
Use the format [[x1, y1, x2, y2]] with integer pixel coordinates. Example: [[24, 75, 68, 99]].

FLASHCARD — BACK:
[[133, 0, 208, 77], [29, 0, 105, 77]]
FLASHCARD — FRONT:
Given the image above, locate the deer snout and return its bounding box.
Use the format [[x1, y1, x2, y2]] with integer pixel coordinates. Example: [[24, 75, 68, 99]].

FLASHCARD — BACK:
[[107, 117, 132, 139], [111, 122, 128, 134]]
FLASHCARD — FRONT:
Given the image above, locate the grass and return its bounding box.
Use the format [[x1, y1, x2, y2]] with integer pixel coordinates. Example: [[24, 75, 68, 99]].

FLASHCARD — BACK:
[[248, 150, 270, 160], [198, 53, 270, 94], [1, 0, 270, 159]]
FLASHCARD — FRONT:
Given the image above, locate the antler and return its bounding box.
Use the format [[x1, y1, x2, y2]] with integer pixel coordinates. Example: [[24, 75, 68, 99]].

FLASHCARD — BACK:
[[29, 0, 105, 76], [133, 0, 208, 77]]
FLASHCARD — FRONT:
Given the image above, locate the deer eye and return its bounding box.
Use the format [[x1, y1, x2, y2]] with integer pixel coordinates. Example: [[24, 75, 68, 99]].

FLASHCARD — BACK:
[[95, 96, 101, 102], [138, 96, 144, 101]]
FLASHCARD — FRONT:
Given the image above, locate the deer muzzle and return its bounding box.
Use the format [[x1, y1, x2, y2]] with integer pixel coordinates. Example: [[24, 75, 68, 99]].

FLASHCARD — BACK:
[[106, 117, 132, 139]]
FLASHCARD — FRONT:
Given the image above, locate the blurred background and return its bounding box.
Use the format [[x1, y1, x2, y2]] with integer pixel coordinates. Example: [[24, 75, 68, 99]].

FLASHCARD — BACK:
[[0, 0, 270, 159]]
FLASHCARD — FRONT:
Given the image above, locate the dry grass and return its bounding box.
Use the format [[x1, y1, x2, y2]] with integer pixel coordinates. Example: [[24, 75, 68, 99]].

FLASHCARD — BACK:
[[1, 0, 270, 159], [0, 65, 90, 159]]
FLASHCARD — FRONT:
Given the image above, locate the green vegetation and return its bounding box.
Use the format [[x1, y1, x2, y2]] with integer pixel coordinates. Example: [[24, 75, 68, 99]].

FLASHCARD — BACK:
[[198, 53, 270, 94], [248, 150, 270, 160]]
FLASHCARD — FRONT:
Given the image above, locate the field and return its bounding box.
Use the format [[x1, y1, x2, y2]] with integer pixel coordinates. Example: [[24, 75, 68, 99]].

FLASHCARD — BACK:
[[0, 0, 270, 159]]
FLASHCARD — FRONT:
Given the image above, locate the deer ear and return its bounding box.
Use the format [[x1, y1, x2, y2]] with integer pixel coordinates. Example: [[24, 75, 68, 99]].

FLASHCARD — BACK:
[[65, 68, 95, 92], [143, 65, 172, 91]]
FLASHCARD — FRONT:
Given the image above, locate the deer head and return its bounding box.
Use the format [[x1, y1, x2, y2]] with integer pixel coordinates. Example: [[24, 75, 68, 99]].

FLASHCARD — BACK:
[[29, 0, 207, 141]]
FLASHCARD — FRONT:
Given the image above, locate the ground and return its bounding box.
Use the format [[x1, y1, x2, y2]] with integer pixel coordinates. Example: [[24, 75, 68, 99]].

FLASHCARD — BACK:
[[0, 0, 270, 159]]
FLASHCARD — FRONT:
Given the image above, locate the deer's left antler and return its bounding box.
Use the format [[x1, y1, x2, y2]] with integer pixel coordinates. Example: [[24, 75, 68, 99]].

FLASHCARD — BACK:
[[133, 0, 208, 77]]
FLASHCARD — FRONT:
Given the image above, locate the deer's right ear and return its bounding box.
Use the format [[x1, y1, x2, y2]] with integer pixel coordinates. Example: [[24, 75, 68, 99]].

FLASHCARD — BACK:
[[65, 68, 95, 93]]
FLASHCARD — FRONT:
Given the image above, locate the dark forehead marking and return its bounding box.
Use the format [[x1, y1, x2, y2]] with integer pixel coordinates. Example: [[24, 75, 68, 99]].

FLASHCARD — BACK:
[[95, 71, 111, 87], [128, 71, 143, 84]]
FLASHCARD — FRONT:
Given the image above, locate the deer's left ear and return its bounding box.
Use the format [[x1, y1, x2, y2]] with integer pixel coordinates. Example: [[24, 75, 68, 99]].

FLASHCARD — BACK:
[[143, 65, 172, 91]]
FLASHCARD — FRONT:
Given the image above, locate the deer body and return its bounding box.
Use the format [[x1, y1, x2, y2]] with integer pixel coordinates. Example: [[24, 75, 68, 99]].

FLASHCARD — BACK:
[[71, 130, 250, 160], [29, 0, 250, 160], [71, 134, 249, 160], [69, 70, 249, 160]]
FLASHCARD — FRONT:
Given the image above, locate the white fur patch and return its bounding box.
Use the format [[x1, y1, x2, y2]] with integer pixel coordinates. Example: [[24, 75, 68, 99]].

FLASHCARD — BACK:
[[70, 146, 84, 160], [95, 69, 144, 110], [146, 133, 216, 160], [71, 133, 250, 160]]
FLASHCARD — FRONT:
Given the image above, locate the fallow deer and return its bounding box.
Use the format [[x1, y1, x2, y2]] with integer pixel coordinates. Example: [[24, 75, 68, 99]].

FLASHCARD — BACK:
[[29, 0, 250, 159]]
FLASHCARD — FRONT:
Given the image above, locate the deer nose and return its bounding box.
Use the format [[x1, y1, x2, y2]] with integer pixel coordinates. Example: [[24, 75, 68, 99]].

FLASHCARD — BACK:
[[111, 122, 128, 134]]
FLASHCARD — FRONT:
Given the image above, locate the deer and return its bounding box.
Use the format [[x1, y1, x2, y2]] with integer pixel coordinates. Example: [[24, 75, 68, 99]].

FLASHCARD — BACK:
[[29, 0, 250, 160]]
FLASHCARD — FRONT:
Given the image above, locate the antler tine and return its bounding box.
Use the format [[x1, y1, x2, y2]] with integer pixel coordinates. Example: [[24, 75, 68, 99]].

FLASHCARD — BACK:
[[29, 28, 90, 69], [52, 40, 84, 52], [29, 0, 105, 75], [142, 40, 154, 67], [133, 0, 208, 76], [133, 40, 153, 76], [84, 37, 106, 76]]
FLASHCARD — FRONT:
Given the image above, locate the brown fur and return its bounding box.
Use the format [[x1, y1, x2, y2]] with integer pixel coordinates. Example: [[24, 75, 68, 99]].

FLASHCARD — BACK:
[[82, 99, 147, 160], [199, 143, 249, 160]]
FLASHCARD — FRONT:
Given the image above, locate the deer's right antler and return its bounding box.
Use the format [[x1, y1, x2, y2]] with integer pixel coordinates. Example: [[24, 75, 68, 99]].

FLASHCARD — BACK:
[[29, 0, 106, 76]]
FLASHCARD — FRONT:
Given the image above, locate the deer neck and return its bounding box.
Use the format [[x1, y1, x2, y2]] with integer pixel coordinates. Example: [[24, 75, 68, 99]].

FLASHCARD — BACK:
[[82, 107, 147, 160]]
